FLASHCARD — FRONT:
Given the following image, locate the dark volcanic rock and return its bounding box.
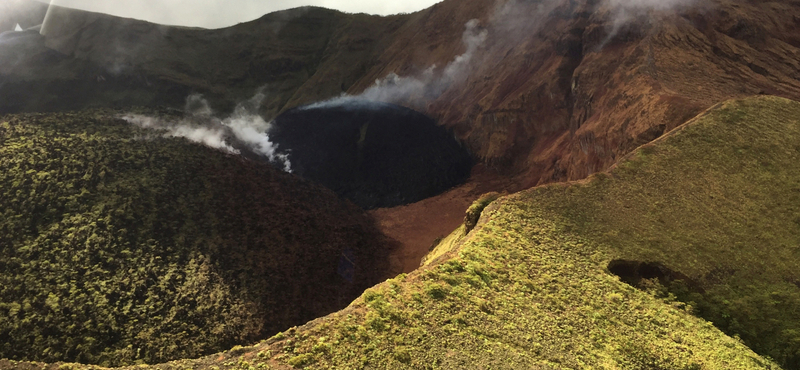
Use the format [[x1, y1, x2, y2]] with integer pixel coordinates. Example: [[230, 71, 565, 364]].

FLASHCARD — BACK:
[[270, 101, 473, 209]]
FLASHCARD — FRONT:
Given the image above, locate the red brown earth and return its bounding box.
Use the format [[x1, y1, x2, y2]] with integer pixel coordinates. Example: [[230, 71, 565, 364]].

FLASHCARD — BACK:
[[349, 0, 800, 188], [374, 164, 519, 274], [355, 0, 800, 267]]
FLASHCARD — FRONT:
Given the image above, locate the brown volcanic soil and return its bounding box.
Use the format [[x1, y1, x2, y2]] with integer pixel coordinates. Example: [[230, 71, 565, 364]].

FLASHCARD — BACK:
[[4, 0, 799, 189], [2, 0, 800, 367], [357, 0, 800, 270], [366, 0, 800, 271], [352, 0, 800, 188], [372, 164, 518, 274]]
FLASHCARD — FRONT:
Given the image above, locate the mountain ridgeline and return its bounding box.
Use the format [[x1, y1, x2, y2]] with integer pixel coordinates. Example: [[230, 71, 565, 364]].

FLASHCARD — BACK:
[[217, 95, 798, 370], [3, 0, 800, 188]]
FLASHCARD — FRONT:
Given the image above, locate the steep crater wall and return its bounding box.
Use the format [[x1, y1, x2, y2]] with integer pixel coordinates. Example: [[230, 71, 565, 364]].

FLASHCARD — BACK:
[[270, 101, 473, 209]]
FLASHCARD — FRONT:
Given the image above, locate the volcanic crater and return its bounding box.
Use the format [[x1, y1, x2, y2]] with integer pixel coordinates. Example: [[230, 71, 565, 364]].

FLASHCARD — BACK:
[[269, 100, 474, 209]]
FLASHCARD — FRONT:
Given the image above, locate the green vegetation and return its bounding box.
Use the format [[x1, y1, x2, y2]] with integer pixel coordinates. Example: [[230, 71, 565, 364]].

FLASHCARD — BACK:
[[463, 192, 501, 232], [0, 110, 389, 366], [1, 96, 796, 370], [257, 213, 769, 368], [515, 96, 800, 368]]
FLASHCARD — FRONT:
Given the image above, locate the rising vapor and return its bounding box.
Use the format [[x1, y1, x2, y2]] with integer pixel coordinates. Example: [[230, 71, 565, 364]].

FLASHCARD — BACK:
[[606, 0, 698, 11], [306, 19, 487, 109], [598, 0, 700, 49], [123, 94, 291, 172]]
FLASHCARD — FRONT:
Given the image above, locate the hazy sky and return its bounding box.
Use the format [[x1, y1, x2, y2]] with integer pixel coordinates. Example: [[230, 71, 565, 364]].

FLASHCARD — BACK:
[[48, 0, 442, 28]]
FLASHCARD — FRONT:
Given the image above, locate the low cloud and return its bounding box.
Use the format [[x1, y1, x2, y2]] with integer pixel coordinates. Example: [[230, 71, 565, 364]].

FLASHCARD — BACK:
[[606, 0, 697, 11], [301, 0, 705, 111], [48, 0, 441, 29], [123, 93, 291, 172]]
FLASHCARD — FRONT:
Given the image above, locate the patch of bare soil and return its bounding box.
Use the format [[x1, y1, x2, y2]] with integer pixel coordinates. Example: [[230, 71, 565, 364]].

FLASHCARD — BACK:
[[371, 164, 518, 274]]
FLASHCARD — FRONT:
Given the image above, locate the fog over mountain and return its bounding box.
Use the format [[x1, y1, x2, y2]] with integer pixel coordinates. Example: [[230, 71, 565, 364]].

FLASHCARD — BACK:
[[47, 0, 443, 28]]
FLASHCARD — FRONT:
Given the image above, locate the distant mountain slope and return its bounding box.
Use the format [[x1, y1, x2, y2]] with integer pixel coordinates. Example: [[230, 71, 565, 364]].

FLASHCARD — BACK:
[[0, 110, 393, 366], [0, 5, 403, 116], [406, 0, 800, 186], [2, 0, 800, 192]]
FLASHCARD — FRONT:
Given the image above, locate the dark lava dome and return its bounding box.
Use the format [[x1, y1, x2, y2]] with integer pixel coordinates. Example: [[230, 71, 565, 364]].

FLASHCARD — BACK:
[[270, 100, 473, 209]]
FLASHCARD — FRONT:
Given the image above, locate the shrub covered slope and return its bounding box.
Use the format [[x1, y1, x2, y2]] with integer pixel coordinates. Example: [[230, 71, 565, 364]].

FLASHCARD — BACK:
[[0, 110, 391, 366]]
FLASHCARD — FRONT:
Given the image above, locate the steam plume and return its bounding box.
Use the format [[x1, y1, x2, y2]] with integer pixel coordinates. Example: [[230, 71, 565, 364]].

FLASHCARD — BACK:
[[606, 0, 697, 11], [123, 93, 291, 172], [41, 1, 440, 29], [306, 19, 487, 109], [598, 0, 699, 49]]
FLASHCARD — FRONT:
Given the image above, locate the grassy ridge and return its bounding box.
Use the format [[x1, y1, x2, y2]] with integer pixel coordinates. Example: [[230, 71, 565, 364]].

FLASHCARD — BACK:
[[517, 96, 800, 368], [0, 110, 390, 366], [261, 212, 769, 369]]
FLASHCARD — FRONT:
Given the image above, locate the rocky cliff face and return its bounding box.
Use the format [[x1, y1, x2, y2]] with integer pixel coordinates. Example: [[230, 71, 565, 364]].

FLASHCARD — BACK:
[[2, 0, 800, 188]]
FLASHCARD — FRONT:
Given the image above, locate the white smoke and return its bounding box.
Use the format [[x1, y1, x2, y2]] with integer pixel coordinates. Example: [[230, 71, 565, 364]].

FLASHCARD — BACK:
[[306, 19, 488, 109], [314, 0, 702, 108], [123, 93, 291, 172], [598, 0, 699, 49], [491, 0, 561, 38], [606, 0, 697, 11]]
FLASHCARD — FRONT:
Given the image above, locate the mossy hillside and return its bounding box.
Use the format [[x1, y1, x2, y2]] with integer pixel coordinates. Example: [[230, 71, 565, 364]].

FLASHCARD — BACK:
[[463, 192, 501, 233], [511, 96, 800, 368], [0, 110, 390, 366]]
